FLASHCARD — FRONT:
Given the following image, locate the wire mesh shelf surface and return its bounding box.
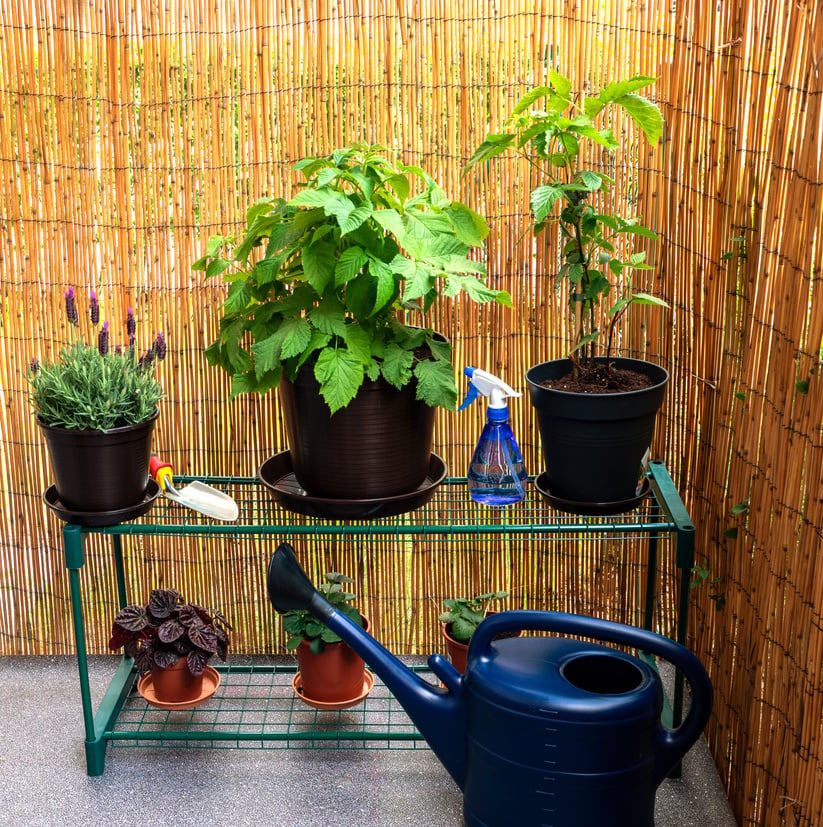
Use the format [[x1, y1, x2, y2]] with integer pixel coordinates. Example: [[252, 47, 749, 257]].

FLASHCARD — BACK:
[[109, 659, 430, 751], [90, 475, 679, 540]]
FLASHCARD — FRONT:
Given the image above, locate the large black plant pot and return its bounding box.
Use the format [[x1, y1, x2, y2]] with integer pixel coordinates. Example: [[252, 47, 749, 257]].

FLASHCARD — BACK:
[[278, 368, 436, 499], [526, 358, 668, 508], [39, 408, 158, 512]]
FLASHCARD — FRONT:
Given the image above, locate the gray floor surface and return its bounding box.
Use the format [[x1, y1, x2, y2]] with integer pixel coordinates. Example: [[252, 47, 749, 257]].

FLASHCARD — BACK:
[[0, 655, 738, 826]]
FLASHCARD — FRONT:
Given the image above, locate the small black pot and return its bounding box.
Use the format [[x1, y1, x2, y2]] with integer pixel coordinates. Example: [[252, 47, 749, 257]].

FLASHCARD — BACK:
[[526, 358, 668, 506], [278, 369, 435, 499], [39, 409, 158, 512]]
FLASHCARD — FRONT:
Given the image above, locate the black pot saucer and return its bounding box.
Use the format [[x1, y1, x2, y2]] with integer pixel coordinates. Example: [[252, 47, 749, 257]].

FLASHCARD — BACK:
[[534, 473, 652, 516], [258, 451, 447, 520], [43, 480, 161, 527], [291, 669, 375, 711]]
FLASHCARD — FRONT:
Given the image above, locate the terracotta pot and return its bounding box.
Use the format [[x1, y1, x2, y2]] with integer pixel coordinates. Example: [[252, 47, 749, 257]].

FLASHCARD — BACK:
[[296, 616, 371, 703], [442, 613, 521, 673], [39, 408, 158, 512], [150, 657, 204, 704], [278, 365, 436, 499]]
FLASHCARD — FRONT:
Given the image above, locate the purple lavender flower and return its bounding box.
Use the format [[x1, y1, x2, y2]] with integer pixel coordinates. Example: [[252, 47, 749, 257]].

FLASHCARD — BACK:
[[153, 331, 167, 361], [126, 307, 136, 338], [98, 320, 110, 356], [139, 348, 154, 370], [114, 344, 122, 356], [64, 287, 79, 326], [89, 291, 100, 325], [30, 357, 39, 373], [128, 333, 136, 353]]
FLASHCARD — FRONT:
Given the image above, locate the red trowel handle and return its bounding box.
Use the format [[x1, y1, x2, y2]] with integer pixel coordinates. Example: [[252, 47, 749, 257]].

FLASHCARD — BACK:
[[149, 455, 174, 491]]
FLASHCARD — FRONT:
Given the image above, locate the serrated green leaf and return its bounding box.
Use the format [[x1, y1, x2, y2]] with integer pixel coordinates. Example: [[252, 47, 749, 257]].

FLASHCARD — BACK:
[[289, 188, 335, 210], [548, 70, 572, 98], [302, 239, 335, 294], [632, 292, 669, 308], [731, 501, 750, 515], [206, 235, 227, 257], [530, 185, 563, 222], [340, 323, 372, 364], [463, 133, 515, 174], [600, 75, 657, 103], [334, 246, 368, 287], [580, 171, 603, 191], [447, 203, 489, 247], [402, 261, 435, 302], [339, 202, 373, 235], [205, 257, 232, 280], [223, 281, 251, 314], [616, 93, 663, 144], [279, 317, 312, 360], [373, 208, 405, 239], [414, 359, 456, 410], [380, 343, 415, 389], [512, 85, 553, 114], [308, 296, 347, 337], [230, 371, 258, 399], [368, 257, 397, 315], [314, 347, 365, 413]]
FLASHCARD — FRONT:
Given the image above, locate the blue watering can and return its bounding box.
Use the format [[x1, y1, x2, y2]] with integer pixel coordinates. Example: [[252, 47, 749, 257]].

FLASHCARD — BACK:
[[267, 543, 712, 827]]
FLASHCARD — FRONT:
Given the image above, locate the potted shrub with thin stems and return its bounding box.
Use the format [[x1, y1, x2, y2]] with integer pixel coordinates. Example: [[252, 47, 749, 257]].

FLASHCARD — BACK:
[[466, 72, 669, 509], [109, 588, 233, 706], [439, 590, 509, 673], [280, 570, 371, 706], [28, 286, 166, 514], [197, 142, 511, 502]]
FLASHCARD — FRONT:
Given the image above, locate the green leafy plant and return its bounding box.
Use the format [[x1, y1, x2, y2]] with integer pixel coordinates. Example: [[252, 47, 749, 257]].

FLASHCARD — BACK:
[[108, 588, 233, 677], [198, 142, 511, 413], [439, 590, 509, 642], [465, 72, 667, 376], [281, 571, 364, 654], [28, 287, 165, 430]]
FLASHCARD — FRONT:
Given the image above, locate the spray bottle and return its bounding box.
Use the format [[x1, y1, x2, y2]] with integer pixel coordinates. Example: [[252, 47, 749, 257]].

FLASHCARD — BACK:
[[458, 367, 527, 506]]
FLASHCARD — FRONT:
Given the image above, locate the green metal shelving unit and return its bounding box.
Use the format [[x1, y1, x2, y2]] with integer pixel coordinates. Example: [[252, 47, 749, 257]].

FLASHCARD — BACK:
[[61, 459, 695, 776]]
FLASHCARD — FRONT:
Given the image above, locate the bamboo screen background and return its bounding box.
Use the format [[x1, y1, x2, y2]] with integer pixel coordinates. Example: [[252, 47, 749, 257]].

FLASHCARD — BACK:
[[1, 2, 821, 824]]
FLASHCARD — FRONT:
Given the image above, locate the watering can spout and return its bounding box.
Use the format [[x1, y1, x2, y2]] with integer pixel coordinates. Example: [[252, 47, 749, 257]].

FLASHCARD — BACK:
[[267, 543, 468, 788]]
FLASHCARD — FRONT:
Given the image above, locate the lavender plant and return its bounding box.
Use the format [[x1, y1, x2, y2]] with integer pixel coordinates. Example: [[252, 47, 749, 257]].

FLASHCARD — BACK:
[[28, 287, 166, 431]]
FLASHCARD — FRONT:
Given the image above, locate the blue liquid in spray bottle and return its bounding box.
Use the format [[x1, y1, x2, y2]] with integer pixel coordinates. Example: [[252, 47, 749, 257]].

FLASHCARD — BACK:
[[458, 367, 527, 506]]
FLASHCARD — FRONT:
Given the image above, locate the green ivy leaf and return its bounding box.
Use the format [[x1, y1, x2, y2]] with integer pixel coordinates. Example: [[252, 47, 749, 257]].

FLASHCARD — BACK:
[[414, 358, 457, 410], [314, 347, 365, 413]]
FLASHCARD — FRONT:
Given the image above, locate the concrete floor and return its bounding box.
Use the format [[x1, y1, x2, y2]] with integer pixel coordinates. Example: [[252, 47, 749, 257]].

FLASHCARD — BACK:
[[0, 655, 738, 826]]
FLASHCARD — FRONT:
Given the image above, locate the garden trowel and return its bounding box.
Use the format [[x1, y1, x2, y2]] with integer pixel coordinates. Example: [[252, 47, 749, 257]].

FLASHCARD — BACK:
[[149, 455, 239, 521]]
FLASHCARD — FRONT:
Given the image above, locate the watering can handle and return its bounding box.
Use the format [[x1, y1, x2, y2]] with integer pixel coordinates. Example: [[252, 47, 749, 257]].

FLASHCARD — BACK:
[[471, 611, 713, 782]]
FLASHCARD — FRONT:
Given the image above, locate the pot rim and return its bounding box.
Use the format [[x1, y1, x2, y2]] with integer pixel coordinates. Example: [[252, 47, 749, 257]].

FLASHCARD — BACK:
[[525, 357, 669, 399], [36, 406, 159, 436]]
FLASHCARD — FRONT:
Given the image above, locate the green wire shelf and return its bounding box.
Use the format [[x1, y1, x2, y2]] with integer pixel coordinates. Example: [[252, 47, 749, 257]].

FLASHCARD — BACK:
[[109, 660, 431, 751]]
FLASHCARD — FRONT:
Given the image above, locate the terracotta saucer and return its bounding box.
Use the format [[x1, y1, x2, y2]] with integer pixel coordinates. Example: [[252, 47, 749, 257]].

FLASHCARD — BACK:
[[258, 451, 447, 520], [534, 474, 652, 516], [291, 669, 374, 711], [43, 481, 160, 527], [137, 665, 221, 710]]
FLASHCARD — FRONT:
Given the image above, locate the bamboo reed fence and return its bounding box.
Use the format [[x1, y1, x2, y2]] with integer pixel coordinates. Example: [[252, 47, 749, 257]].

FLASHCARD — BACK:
[[0, 1, 821, 825]]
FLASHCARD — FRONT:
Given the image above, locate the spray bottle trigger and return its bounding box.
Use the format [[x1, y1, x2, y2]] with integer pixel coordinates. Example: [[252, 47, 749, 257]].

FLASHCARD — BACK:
[[458, 383, 479, 412]]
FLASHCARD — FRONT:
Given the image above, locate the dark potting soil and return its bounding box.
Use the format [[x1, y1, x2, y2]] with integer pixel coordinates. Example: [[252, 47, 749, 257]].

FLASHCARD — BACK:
[[540, 363, 656, 394]]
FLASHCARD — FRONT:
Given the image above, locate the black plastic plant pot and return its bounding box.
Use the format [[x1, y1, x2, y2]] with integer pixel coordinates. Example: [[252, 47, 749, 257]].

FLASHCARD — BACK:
[[39, 409, 158, 512], [526, 358, 669, 508], [278, 367, 435, 500]]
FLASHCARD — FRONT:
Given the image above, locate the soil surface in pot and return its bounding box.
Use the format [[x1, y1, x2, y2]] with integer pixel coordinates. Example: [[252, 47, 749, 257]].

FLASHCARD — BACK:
[[539, 363, 655, 394]]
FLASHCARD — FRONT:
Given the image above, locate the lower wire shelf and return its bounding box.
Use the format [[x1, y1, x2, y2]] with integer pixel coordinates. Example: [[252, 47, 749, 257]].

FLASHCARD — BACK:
[[106, 658, 431, 751]]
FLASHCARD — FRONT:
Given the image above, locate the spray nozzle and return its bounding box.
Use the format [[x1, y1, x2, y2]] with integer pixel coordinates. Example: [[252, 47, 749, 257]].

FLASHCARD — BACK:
[[457, 367, 522, 413]]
